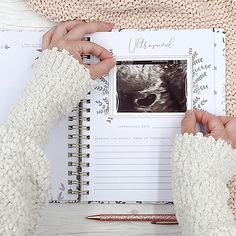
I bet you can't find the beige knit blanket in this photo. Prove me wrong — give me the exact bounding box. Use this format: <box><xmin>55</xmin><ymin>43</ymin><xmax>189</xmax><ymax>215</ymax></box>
<box><xmin>24</xmin><ymin>0</ymin><xmax>236</xmax><ymax>219</ymax></box>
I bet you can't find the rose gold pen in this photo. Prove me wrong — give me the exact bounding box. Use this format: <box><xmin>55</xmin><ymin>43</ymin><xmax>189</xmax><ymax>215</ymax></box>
<box><xmin>86</xmin><ymin>214</ymin><xmax>178</xmax><ymax>225</ymax></box>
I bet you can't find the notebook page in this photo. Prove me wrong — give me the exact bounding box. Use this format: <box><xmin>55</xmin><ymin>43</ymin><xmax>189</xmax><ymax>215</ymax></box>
<box><xmin>84</xmin><ymin>113</ymin><xmax>181</xmax><ymax>202</ymax></box>
<box><xmin>80</xmin><ymin>29</ymin><xmax>225</xmax><ymax>202</ymax></box>
<box><xmin>0</xmin><ymin>30</ymin><xmax>76</xmax><ymax>202</ymax></box>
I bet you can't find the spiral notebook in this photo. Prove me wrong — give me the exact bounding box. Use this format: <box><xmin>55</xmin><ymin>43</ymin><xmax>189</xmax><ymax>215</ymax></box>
<box><xmin>0</xmin><ymin>29</ymin><xmax>225</xmax><ymax>203</ymax></box>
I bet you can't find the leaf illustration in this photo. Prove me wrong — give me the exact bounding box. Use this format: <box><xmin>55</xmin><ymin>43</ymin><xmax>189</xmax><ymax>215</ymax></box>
<box><xmin>4</xmin><ymin>44</ymin><xmax>10</xmax><ymax>49</ymax></box>
<box><xmin>59</xmin><ymin>182</ymin><xmax>65</xmax><ymax>191</ymax></box>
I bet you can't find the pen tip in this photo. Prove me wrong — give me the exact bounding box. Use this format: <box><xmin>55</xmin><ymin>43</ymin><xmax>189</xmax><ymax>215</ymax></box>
<box><xmin>86</xmin><ymin>215</ymin><xmax>100</xmax><ymax>220</ymax></box>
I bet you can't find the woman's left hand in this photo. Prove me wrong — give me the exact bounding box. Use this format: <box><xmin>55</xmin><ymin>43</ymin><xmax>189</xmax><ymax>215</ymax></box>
<box><xmin>42</xmin><ymin>20</ymin><xmax>116</xmax><ymax>80</ymax></box>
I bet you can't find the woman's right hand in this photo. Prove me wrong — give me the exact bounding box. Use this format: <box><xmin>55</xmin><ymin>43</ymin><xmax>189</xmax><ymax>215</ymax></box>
<box><xmin>42</xmin><ymin>20</ymin><xmax>116</xmax><ymax>80</ymax></box>
<box><xmin>181</xmin><ymin>110</ymin><xmax>236</xmax><ymax>148</ymax></box>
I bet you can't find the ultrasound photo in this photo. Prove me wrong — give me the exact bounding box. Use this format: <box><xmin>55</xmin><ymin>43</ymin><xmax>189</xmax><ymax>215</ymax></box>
<box><xmin>116</xmin><ymin>59</ymin><xmax>188</xmax><ymax>113</ymax></box>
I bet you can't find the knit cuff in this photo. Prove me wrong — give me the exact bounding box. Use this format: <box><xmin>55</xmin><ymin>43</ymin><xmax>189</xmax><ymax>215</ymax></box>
<box><xmin>172</xmin><ymin>133</ymin><xmax>236</xmax><ymax>235</ymax></box>
<box><xmin>173</xmin><ymin>133</ymin><xmax>236</xmax><ymax>182</ymax></box>
<box><xmin>6</xmin><ymin>48</ymin><xmax>97</xmax><ymax>147</ymax></box>
<box><xmin>32</xmin><ymin>47</ymin><xmax>96</xmax><ymax>114</ymax></box>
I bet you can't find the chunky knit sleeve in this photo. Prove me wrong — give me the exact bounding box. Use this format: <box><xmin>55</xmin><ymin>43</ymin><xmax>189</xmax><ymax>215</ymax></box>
<box><xmin>172</xmin><ymin>133</ymin><xmax>236</xmax><ymax>236</ymax></box>
<box><xmin>0</xmin><ymin>48</ymin><xmax>96</xmax><ymax>235</ymax></box>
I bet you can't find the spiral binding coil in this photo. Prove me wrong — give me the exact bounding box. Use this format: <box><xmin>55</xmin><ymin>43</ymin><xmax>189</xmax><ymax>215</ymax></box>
<box><xmin>68</xmin><ymin>98</ymin><xmax>91</xmax><ymax>201</ymax></box>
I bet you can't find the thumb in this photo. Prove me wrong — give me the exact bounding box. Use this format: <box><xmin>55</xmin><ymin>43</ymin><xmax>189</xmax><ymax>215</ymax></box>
<box><xmin>181</xmin><ymin>110</ymin><xmax>196</xmax><ymax>134</ymax></box>
<box><xmin>88</xmin><ymin>57</ymin><xmax>116</xmax><ymax>80</ymax></box>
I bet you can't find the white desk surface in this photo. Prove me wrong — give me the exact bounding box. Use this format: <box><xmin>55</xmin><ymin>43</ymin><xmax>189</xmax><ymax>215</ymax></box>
<box><xmin>0</xmin><ymin>1</ymin><xmax>181</xmax><ymax>235</ymax></box>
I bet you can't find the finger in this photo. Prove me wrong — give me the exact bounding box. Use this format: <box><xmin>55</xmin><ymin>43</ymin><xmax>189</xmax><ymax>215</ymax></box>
<box><xmin>181</xmin><ymin>110</ymin><xmax>197</xmax><ymax>134</ymax></box>
<box><xmin>87</xmin><ymin>58</ymin><xmax>116</xmax><ymax>80</ymax></box>
<box><xmin>64</xmin><ymin>22</ymin><xmax>113</xmax><ymax>40</ymax></box>
<box><xmin>218</xmin><ymin>116</ymin><xmax>236</xmax><ymax>148</ymax></box>
<box><xmin>74</xmin><ymin>41</ymin><xmax>113</xmax><ymax>60</ymax></box>
<box><xmin>42</xmin><ymin>26</ymin><xmax>56</xmax><ymax>50</ymax></box>
<box><xmin>195</xmin><ymin>111</ymin><xmax>227</xmax><ymax>140</ymax></box>
<box><xmin>218</xmin><ymin>116</ymin><xmax>236</xmax><ymax>126</ymax></box>
<box><xmin>68</xmin><ymin>41</ymin><xmax>115</xmax><ymax>79</ymax></box>
<box><xmin>51</xmin><ymin>20</ymin><xmax>84</xmax><ymax>42</ymax></box>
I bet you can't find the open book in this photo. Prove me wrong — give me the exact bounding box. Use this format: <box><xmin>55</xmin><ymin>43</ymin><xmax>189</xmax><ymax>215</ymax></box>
<box><xmin>0</xmin><ymin>29</ymin><xmax>225</xmax><ymax>203</ymax></box>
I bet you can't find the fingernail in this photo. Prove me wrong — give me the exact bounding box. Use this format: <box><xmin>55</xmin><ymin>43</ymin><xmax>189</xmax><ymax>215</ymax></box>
<box><xmin>104</xmin><ymin>22</ymin><xmax>113</xmax><ymax>26</ymax></box>
<box><xmin>105</xmin><ymin>22</ymin><xmax>115</xmax><ymax>29</ymax></box>
<box><xmin>110</xmin><ymin>58</ymin><xmax>116</xmax><ymax>66</ymax></box>
<box><xmin>185</xmin><ymin>110</ymin><xmax>193</xmax><ymax>116</ymax></box>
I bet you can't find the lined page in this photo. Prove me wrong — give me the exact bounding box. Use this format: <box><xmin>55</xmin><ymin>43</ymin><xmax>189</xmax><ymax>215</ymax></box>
<box><xmin>82</xmin><ymin>114</ymin><xmax>180</xmax><ymax>202</ymax></box>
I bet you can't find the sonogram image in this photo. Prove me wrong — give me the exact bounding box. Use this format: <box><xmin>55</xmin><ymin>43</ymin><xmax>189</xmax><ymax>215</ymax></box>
<box><xmin>116</xmin><ymin>60</ymin><xmax>188</xmax><ymax>113</ymax></box>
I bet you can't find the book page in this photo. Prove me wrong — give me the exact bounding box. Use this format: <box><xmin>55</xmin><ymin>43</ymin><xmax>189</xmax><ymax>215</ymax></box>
<box><xmin>0</xmin><ymin>30</ymin><xmax>75</xmax><ymax>202</ymax></box>
<box><xmin>80</xmin><ymin>29</ymin><xmax>225</xmax><ymax>202</ymax></box>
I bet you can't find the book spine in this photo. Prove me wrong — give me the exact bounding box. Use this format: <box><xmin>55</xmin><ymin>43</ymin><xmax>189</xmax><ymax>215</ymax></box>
<box><xmin>67</xmin><ymin>36</ymin><xmax>92</xmax><ymax>201</ymax></box>
<box><xmin>67</xmin><ymin>98</ymin><xmax>91</xmax><ymax>201</ymax></box>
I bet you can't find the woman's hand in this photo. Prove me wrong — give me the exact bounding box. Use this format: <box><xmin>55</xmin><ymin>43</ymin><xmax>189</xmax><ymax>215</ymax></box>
<box><xmin>42</xmin><ymin>20</ymin><xmax>116</xmax><ymax>80</ymax></box>
<box><xmin>181</xmin><ymin>110</ymin><xmax>236</xmax><ymax>148</ymax></box>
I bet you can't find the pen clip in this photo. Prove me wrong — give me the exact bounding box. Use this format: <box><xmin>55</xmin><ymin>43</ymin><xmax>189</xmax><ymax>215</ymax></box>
<box><xmin>151</xmin><ymin>221</ymin><xmax>178</xmax><ymax>225</ymax></box>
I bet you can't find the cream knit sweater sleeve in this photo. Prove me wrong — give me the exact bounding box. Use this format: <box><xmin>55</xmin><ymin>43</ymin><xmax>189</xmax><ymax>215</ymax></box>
<box><xmin>0</xmin><ymin>48</ymin><xmax>96</xmax><ymax>235</ymax></box>
<box><xmin>173</xmin><ymin>133</ymin><xmax>236</xmax><ymax>236</ymax></box>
